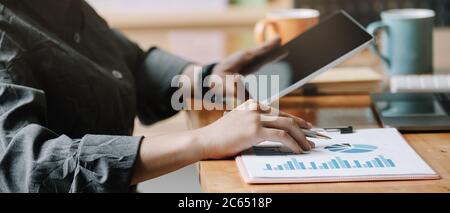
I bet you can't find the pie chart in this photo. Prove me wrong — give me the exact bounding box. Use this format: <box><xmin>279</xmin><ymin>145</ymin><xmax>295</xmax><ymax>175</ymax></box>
<box><xmin>324</xmin><ymin>143</ymin><xmax>378</xmax><ymax>153</ymax></box>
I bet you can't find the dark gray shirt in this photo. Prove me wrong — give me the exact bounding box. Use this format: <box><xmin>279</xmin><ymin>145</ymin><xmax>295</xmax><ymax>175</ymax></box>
<box><xmin>0</xmin><ymin>0</ymin><xmax>191</xmax><ymax>192</ymax></box>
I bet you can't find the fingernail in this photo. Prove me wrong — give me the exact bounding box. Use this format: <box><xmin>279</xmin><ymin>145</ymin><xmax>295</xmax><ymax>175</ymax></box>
<box><xmin>307</xmin><ymin>122</ymin><xmax>313</xmax><ymax>128</ymax></box>
<box><xmin>260</xmin><ymin>103</ymin><xmax>270</xmax><ymax>111</ymax></box>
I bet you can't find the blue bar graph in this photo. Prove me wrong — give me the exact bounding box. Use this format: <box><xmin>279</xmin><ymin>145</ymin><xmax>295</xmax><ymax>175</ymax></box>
<box><xmin>343</xmin><ymin>160</ymin><xmax>351</xmax><ymax>168</ymax></box>
<box><xmin>354</xmin><ymin>160</ymin><xmax>362</xmax><ymax>168</ymax></box>
<box><xmin>336</xmin><ymin>157</ymin><xmax>346</xmax><ymax>168</ymax></box>
<box><xmin>371</xmin><ymin>160</ymin><xmax>379</xmax><ymax>168</ymax></box>
<box><xmin>292</xmin><ymin>158</ymin><xmax>300</xmax><ymax>169</ymax></box>
<box><xmin>331</xmin><ymin>159</ymin><xmax>340</xmax><ymax>169</ymax></box>
<box><xmin>263</xmin><ymin>156</ymin><xmax>396</xmax><ymax>171</ymax></box>
<box><xmin>287</xmin><ymin>161</ymin><xmax>295</xmax><ymax>170</ymax></box>
<box><xmin>379</xmin><ymin>155</ymin><xmax>392</xmax><ymax>167</ymax></box>
<box><xmin>387</xmin><ymin>159</ymin><xmax>396</xmax><ymax>167</ymax></box>
<box><xmin>299</xmin><ymin>162</ymin><xmax>306</xmax><ymax>170</ymax></box>
<box><xmin>375</xmin><ymin>158</ymin><xmax>384</xmax><ymax>168</ymax></box>
<box><xmin>328</xmin><ymin>161</ymin><xmax>335</xmax><ymax>169</ymax></box>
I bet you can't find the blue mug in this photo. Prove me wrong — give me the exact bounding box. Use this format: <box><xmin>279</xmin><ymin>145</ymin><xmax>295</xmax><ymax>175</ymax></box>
<box><xmin>367</xmin><ymin>9</ymin><xmax>435</xmax><ymax>75</ymax></box>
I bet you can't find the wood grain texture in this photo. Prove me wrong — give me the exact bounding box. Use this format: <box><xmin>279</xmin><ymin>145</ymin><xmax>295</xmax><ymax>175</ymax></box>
<box><xmin>198</xmin><ymin>133</ymin><xmax>450</xmax><ymax>192</ymax></box>
<box><xmin>190</xmin><ymin>93</ymin><xmax>450</xmax><ymax>192</ymax></box>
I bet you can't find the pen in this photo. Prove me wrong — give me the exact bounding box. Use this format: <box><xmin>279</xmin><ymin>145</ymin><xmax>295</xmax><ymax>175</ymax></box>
<box><xmin>302</xmin><ymin>129</ymin><xmax>332</xmax><ymax>139</ymax></box>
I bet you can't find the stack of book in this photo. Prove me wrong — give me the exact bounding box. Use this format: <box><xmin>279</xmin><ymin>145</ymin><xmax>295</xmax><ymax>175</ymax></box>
<box><xmin>293</xmin><ymin>67</ymin><xmax>383</xmax><ymax>95</ymax></box>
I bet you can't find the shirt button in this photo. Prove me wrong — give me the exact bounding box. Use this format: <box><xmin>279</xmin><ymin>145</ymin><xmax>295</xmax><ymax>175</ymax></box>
<box><xmin>73</xmin><ymin>32</ymin><xmax>81</xmax><ymax>44</ymax></box>
<box><xmin>112</xmin><ymin>70</ymin><xmax>123</xmax><ymax>79</ymax></box>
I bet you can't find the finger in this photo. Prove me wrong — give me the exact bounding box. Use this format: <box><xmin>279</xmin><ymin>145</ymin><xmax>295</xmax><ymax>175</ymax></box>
<box><xmin>261</xmin><ymin>116</ymin><xmax>312</xmax><ymax>151</ymax></box>
<box><xmin>260</xmin><ymin>128</ymin><xmax>303</xmax><ymax>154</ymax></box>
<box><xmin>308</xmin><ymin>140</ymin><xmax>315</xmax><ymax>149</ymax></box>
<box><xmin>259</xmin><ymin>106</ymin><xmax>312</xmax><ymax>129</ymax></box>
<box><xmin>235</xmin><ymin>99</ymin><xmax>271</xmax><ymax>113</ymax></box>
<box><xmin>235</xmin><ymin>99</ymin><xmax>259</xmax><ymax>111</ymax></box>
<box><xmin>251</xmin><ymin>36</ymin><xmax>282</xmax><ymax>57</ymax></box>
<box><xmin>241</xmin><ymin>100</ymin><xmax>270</xmax><ymax>113</ymax></box>
<box><xmin>277</xmin><ymin>110</ymin><xmax>313</xmax><ymax>129</ymax></box>
<box><xmin>238</xmin><ymin>37</ymin><xmax>284</xmax><ymax>75</ymax></box>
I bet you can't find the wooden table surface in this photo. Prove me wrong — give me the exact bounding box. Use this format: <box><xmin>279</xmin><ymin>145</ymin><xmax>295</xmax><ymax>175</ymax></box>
<box><xmin>186</xmin><ymin>29</ymin><xmax>450</xmax><ymax>192</ymax></box>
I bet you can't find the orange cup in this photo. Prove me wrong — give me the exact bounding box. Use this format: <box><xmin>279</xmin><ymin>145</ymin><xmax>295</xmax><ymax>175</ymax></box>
<box><xmin>255</xmin><ymin>9</ymin><xmax>320</xmax><ymax>45</ymax></box>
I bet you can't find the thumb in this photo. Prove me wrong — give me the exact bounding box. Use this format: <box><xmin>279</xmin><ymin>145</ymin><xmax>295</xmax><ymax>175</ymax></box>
<box><xmin>252</xmin><ymin>37</ymin><xmax>282</xmax><ymax>57</ymax></box>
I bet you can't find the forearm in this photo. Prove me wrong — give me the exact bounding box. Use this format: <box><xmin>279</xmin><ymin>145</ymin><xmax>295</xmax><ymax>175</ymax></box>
<box><xmin>130</xmin><ymin>129</ymin><xmax>205</xmax><ymax>185</ymax></box>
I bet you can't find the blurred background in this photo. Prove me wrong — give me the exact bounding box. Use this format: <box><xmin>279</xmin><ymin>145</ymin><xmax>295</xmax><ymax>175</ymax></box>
<box><xmin>294</xmin><ymin>0</ymin><xmax>449</xmax><ymax>26</ymax></box>
<box><xmin>84</xmin><ymin>0</ymin><xmax>450</xmax><ymax>192</ymax></box>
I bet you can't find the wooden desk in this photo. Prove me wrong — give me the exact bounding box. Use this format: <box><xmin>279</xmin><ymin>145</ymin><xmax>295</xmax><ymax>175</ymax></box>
<box><xmin>190</xmin><ymin>95</ymin><xmax>450</xmax><ymax>192</ymax></box>
<box><xmin>186</xmin><ymin>29</ymin><xmax>450</xmax><ymax>193</ymax></box>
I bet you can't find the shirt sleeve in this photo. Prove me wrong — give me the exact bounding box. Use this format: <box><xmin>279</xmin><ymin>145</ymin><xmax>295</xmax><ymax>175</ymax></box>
<box><xmin>111</xmin><ymin>31</ymin><xmax>192</xmax><ymax>125</ymax></box>
<box><xmin>0</xmin><ymin>30</ymin><xmax>142</xmax><ymax>193</ymax></box>
<box><xmin>135</xmin><ymin>48</ymin><xmax>191</xmax><ymax>125</ymax></box>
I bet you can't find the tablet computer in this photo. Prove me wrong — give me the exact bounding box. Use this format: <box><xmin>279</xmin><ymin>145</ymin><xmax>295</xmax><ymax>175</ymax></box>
<box><xmin>244</xmin><ymin>11</ymin><xmax>374</xmax><ymax>104</ymax></box>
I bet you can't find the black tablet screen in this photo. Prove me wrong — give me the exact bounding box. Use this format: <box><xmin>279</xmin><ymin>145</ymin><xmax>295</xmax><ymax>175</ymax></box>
<box><xmin>245</xmin><ymin>11</ymin><xmax>373</xmax><ymax>101</ymax></box>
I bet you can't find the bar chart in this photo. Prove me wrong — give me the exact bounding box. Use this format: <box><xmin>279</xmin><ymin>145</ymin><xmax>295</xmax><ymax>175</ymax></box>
<box><xmin>263</xmin><ymin>155</ymin><xmax>396</xmax><ymax>171</ymax></box>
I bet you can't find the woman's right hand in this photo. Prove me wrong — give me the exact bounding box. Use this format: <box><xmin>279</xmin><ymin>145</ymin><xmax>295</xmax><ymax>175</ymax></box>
<box><xmin>132</xmin><ymin>99</ymin><xmax>314</xmax><ymax>184</ymax></box>
<box><xmin>195</xmin><ymin>99</ymin><xmax>315</xmax><ymax>159</ymax></box>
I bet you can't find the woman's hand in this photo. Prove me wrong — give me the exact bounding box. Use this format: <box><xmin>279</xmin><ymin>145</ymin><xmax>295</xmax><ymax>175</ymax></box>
<box><xmin>195</xmin><ymin>99</ymin><xmax>314</xmax><ymax>159</ymax></box>
<box><xmin>181</xmin><ymin>37</ymin><xmax>284</xmax><ymax>102</ymax></box>
<box><xmin>205</xmin><ymin>37</ymin><xmax>284</xmax><ymax>99</ymax></box>
<box><xmin>132</xmin><ymin>99</ymin><xmax>313</xmax><ymax>184</ymax></box>
<box><xmin>212</xmin><ymin>37</ymin><xmax>282</xmax><ymax>76</ymax></box>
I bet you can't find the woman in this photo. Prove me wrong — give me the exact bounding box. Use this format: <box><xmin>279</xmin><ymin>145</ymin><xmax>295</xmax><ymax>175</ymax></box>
<box><xmin>0</xmin><ymin>0</ymin><xmax>313</xmax><ymax>192</ymax></box>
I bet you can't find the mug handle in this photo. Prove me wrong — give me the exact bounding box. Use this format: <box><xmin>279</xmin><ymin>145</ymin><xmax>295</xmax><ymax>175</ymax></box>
<box><xmin>254</xmin><ymin>19</ymin><xmax>279</xmax><ymax>44</ymax></box>
<box><xmin>367</xmin><ymin>21</ymin><xmax>391</xmax><ymax>67</ymax></box>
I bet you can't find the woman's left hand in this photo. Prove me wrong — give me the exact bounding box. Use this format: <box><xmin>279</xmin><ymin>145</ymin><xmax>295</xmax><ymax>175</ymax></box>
<box><xmin>208</xmin><ymin>37</ymin><xmax>283</xmax><ymax>99</ymax></box>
